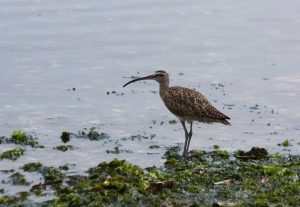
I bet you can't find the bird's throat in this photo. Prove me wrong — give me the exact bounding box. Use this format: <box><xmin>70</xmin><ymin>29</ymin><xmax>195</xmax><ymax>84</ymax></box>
<box><xmin>159</xmin><ymin>81</ymin><xmax>169</xmax><ymax>98</ymax></box>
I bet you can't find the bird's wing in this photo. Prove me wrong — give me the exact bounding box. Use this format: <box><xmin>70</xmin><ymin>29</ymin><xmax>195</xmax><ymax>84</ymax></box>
<box><xmin>162</xmin><ymin>86</ymin><xmax>230</xmax><ymax>123</ymax></box>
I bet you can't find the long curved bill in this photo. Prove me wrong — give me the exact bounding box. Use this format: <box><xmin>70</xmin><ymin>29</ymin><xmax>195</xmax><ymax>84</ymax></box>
<box><xmin>123</xmin><ymin>74</ymin><xmax>155</xmax><ymax>87</ymax></box>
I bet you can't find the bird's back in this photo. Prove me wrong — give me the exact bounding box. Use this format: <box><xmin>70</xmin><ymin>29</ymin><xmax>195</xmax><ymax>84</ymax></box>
<box><xmin>161</xmin><ymin>86</ymin><xmax>230</xmax><ymax>125</ymax></box>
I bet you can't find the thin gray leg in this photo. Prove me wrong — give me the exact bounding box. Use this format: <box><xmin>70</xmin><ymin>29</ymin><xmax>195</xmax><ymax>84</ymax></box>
<box><xmin>186</xmin><ymin>121</ymin><xmax>193</xmax><ymax>154</ymax></box>
<box><xmin>180</xmin><ymin>120</ymin><xmax>189</xmax><ymax>157</ymax></box>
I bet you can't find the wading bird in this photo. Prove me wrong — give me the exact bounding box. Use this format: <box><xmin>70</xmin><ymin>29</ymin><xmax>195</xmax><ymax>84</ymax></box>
<box><xmin>123</xmin><ymin>70</ymin><xmax>230</xmax><ymax>157</ymax></box>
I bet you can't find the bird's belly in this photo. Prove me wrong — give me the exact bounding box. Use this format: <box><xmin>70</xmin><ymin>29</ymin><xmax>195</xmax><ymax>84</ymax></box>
<box><xmin>176</xmin><ymin>115</ymin><xmax>217</xmax><ymax>124</ymax></box>
<box><xmin>176</xmin><ymin>115</ymin><xmax>200</xmax><ymax>122</ymax></box>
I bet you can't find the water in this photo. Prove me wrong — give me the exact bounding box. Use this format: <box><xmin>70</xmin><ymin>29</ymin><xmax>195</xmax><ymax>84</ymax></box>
<box><xmin>1</xmin><ymin>0</ymin><xmax>300</xmax><ymax>195</ymax></box>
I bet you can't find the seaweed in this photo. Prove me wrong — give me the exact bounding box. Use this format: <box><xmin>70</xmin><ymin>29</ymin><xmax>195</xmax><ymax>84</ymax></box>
<box><xmin>0</xmin><ymin>148</ymin><xmax>25</xmax><ymax>161</ymax></box>
<box><xmin>1</xmin><ymin>147</ymin><xmax>299</xmax><ymax>206</ymax></box>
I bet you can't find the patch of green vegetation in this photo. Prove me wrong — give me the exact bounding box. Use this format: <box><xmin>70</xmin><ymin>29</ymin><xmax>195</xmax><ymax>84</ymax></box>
<box><xmin>235</xmin><ymin>147</ymin><xmax>268</xmax><ymax>160</ymax></box>
<box><xmin>0</xmin><ymin>130</ymin><xmax>43</xmax><ymax>148</ymax></box>
<box><xmin>0</xmin><ymin>192</ymin><xmax>30</xmax><ymax>206</ymax></box>
<box><xmin>121</xmin><ymin>134</ymin><xmax>150</xmax><ymax>141</ymax></box>
<box><xmin>60</xmin><ymin>131</ymin><xmax>70</xmax><ymax>143</ymax></box>
<box><xmin>10</xmin><ymin>130</ymin><xmax>42</xmax><ymax>148</ymax></box>
<box><xmin>213</xmin><ymin>148</ymin><xmax>229</xmax><ymax>159</ymax></box>
<box><xmin>0</xmin><ymin>136</ymin><xmax>5</xmax><ymax>144</ymax></box>
<box><xmin>22</xmin><ymin>162</ymin><xmax>43</xmax><ymax>172</ymax></box>
<box><xmin>22</xmin><ymin>162</ymin><xmax>65</xmax><ymax>185</ymax></box>
<box><xmin>0</xmin><ymin>148</ymin><xmax>24</xmax><ymax>161</ymax></box>
<box><xmin>88</xmin><ymin>128</ymin><xmax>110</xmax><ymax>140</ymax></box>
<box><xmin>164</xmin><ymin>158</ymin><xmax>177</xmax><ymax>166</ymax></box>
<box><xmin>164</xmin><ymin>145</ymin><xmax>181</xmax><ymax>159</ymax></box>
<box><xmin>278</xmin><ymin>138</ymin><xmax>291</xmax><ymax>147</ymax></box>
<box><xmin>213</xmin><ymin>144</ymin><xmax>220</xmax><ymax>150</ymax></box>
<box><xmin>11</xmin><ymin>130</ymin><xmax>27</xmax><ymax>144</ymax></box>
<box><xmin>61</xmin><ymin>128</ymin><xmax>111</xmax><ymax>141</ymax></box>
<box><xmin>59</xmin><ymin>164</ymin><xmax>69</xmax><ymax>171</ymax></box>
<box><xmin>41</xmin><ymin>166</ymin><xmax>65</xmax><ymax>185</ymax></box>
<box><xmin>106</xmin><ymin>146</ymin><xmax>120</xmax><ymax>154</ymax></box>
<box><xmin>6</xmin><ymin>172</ymin><xmax>30</xmax><ymax>186</ymax></box>
<box><xmin>106</xmin><ymin>147</ymin><xmax>133</xmax><ymax>154</ymax></box>
<box><xmin>30</xmin><ymin>183</ymin><xmax>46</xmax><ymax>196</ymax></box>
<box><xmin>149</xmin><ymin>144</ymin><xmax>160</xmax><ymax>149</ymax></box>
<box><xmin>54</xmin><ymin>144</ymin><xmax>74</xmax><ymax>152</ymax></box>
<box><xmin>1</xmin><ymin>147</ymin><xmax>300</xmax><ymax>206</ymax></box>
<box><xmin>0</xmin><ymin>169</ymin><xmax>15</xmax><ymax>174</ymax></box>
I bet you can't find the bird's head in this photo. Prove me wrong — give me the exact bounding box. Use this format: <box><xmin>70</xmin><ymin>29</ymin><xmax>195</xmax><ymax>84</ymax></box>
<box><xmin>123</xmin><ymin>70</ymin><xmax>169</xmax><ymax>87</ymax></box>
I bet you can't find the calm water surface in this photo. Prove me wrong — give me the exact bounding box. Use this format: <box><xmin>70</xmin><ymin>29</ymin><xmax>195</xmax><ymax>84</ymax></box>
<box><xmin>1</xmin><ymin>0</ymin><xmax>300</xmax><ymax>195</ymax></box>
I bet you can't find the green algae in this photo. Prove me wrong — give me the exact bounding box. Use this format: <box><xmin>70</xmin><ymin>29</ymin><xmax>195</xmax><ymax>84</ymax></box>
<box><xmin>0</xmin><ymin>148</ymin><xmax>24</xmax><ymax>161</ymax></box>
<box><xmin>121</xmin><ymin>134</ymin><xmax>155</xmax><ymax>141</ymax></box>
<box><xmin>89</xmin><ymin>131</ymin><xmax>110</xmax><ymax>141</ymax></box>
<box><xmin>149</xmin><ymin>144</ymin><xmax>160</xmax><ymax>149</ymax></box>
<box><xmin>5</xmin><ymin>172</ymin><xmax>30</xmax><ymax>186</ymax></box>
<box><xmin>11</xmin><ymin>130</ymin><xmax>41</xmax><ymax>148</ymax></box>
<box><xmin>164</xmin><ymin>145</ymin><xmax>181</xmax><ymax>159</ymax></box>
<box><xmin>106</xmin><ymin>146</ymin><xmax>133</xmax><ymax>154</ymax></box>
<box><xmin>30</xmin><ymin>183</ymin><xmax>47</xmax><ymax>197</ymax></box>
<box><xmin>60</xmin><ymin>131</ymin><xmax>70</xmax><ymax>143</ymax></box>
<box><xmin>54</xmin><ymin>144</ymin><xmax>74</xmax><ymax>152</ymax></box>
<box><xmin>0</xmin><ymin>130</ymin><xmax>42</xmax><ymax>148</ymax></box>
<box><xmin>0</xmin><ymin>136</ymin><xmax>5</xmax><ymax>144</ymax></box>
<box><xmin>279</xmin><ymin>138</ymin><xmax>291</xmax><ymax>147</ymax></box>
<box><xmin>11</xmin><ymin>130</ymin><xmax>27</xmax><ymax>144</ymax></box>
<box><xmin>64</xmin><ymin>128</ymin><xmax>110</xmax><ymax>141</ymax></box>
<box><xmin>235</xmin><ymin>147</ymin><xmax>268</xmax><ymax>160</ymax></box>
<box><xmin>0</xmin><ymin>192</ymin><xmax>30</xmax><ymax>207</ymax></box>
<box><xmin>41</xmin><ymin>166</ymin><xmax>65</xmax><ymax>185</ymax></box>
<box><xmin>22</xmin><ymin>162</ymin><xmax>43</xmax><ymax>172</ymax></box>
<box><xmin>0</xmin><ymin>169</ymin><xmax>15</xmax><ymax>174</ymax></box>
<box><xmin>1</xmin><ymin>147</ymin><xmax>300</xmax><ymax>206</ymax></box>
<box><xmin>22</xmin><ymin>162</ymin><xmax>65</xmax><ymax>185</ymax></box>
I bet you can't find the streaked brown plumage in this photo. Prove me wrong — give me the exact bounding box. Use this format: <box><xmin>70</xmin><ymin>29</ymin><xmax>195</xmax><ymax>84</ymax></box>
<box><xmin>161</xmin><ymin>86</ymin><xmax>230</xmax><ymax>125</ymax></box>
<box><xmin>123</xmin><ymin>70</ymin><xmax>230</xmax><ymax>156</ymax></box>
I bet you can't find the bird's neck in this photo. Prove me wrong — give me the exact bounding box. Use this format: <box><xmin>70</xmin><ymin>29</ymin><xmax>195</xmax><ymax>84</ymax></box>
<box><xmin>159</xmin><ymin>80</ymin><xmax>169</xmax><ymax>97</ymax></box>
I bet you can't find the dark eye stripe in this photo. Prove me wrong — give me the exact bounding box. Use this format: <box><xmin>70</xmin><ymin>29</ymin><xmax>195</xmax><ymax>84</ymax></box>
<box><xmin>155</xmin><ymin>74</ymin><xmax>164</xmax><ymax>77</ymax></box>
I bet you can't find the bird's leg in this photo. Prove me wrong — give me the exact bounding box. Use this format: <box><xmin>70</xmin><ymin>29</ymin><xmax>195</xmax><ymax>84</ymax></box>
<box><xmin>180</xmin><ymin>120</ymin><xmax>189</xmax><ymax>157</ymax></box>
<box><xmin>186</xmin><ymin>121</ymin><xmax>193</xmax><ymax>154</ymax></box>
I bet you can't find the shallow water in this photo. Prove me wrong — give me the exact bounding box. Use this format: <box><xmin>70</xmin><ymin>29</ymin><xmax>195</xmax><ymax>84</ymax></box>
<box><xmin>1</xmin><ymin>0</ymin><xmax>300</xmax><ymax>195</ymax></box>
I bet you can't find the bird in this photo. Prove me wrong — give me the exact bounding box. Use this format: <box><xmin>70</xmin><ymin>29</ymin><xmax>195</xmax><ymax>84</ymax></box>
<box><xmin>123</xmin><ymin>70</ymin><xmax>230</xmax><ymax>157</ymax></box>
